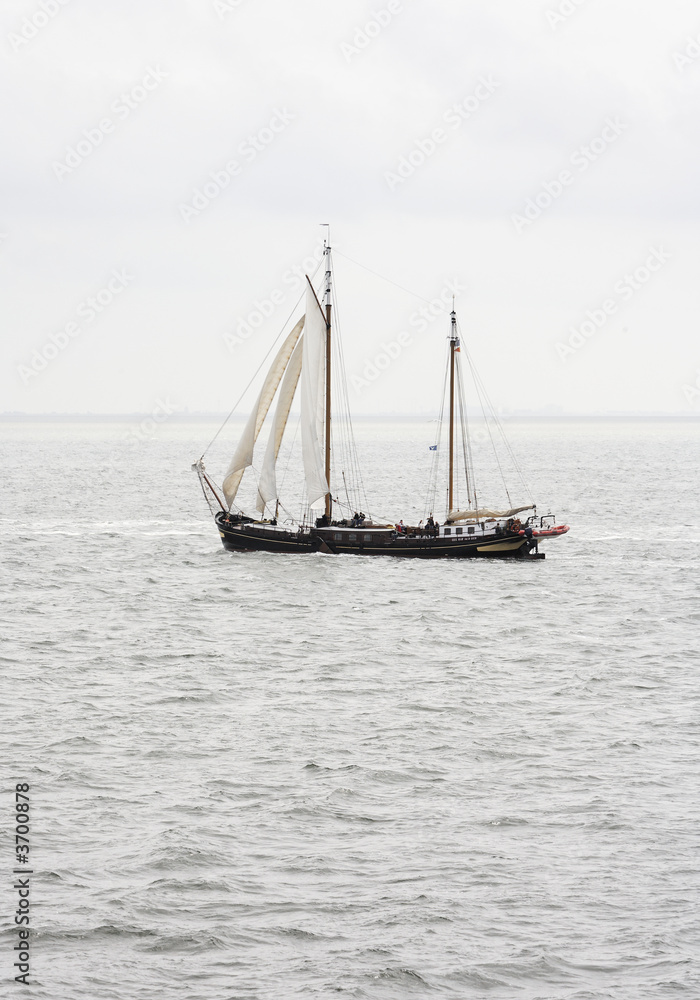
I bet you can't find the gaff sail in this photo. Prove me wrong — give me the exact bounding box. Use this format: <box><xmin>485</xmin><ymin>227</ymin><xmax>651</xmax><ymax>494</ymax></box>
<box><xmin>299</xmin><ymin>284</ymin><xmax>329</xmax><ymax>509</ymax></box>
<box><xmin>256</xmin><ymin>335</ymin><xmax>304</xmax><ymax>515</ymax></box>
<box><xmin>222</xmin><ymin>316</ymin><xmax>305</xmax><ymax>507</ymax></box>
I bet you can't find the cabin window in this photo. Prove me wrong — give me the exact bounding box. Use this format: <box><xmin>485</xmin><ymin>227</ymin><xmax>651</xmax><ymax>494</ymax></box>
<box><xmin>334</xmin><ymin>533</ymin><xmax>342</xmax><ymax>541</ymax></box>
<box><xmin>349</xmin><ymin>533</ymin><xmax>357</xmax><ymax>541</ymax></box>
<box><xmin>444</xmin><ymin>528</ymin><xmax>451</xmax><ymax>535</ymax></box>
<box><xmin>364</xmin><ymin>534</ymin><xmax>372</xmax><ymax>541</ymax></box>
<box><xmin>468</xmin><ymin>526</ymin><xmax>475</xmax><ymax>534</ymax></box>
<box><xmin>456</xmin><ymin>527</ymin><xmax>463</xmax><ymax>535</ymax></box>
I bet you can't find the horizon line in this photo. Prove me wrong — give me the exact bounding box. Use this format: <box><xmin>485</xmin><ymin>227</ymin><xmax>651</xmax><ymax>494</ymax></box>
<box><xmin>1</xmin><ymin>411</ymin><xmax>699</xmax><ymax>422</ymax></box>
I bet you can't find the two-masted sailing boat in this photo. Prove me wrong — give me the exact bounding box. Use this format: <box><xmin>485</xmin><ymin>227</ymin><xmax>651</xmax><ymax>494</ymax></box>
<box><xmin>194</xmin><ymin>238</ymin><xmax>569</xmax><ymax>558</ymax></box>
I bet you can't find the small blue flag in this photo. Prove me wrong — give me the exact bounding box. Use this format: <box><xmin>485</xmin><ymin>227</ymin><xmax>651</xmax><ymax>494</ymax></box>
<box><xmin>429</xmin><ymin>445</ymin><xmax>437</xmax><ymax>451</ymax></box>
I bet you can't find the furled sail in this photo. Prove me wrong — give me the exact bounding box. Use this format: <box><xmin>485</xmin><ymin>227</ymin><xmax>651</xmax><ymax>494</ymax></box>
<box><xmin>446</xmin><ymin>505</ymin><xmax>534</xmax><ymax>523</ymax></box>
<box><xmin>299</xmin><ymin>284</ymin><xmax>329</xmax><ymax>509</ymax></box>
<box><xmin>222</xmin><ymin>316</ymin><xmax>305</xmax><ymax>507</ymax></box>
<box><xmin>255</xmin><ymin>335</ymin><xmax>304</xmax><ymax>514</ymax></box>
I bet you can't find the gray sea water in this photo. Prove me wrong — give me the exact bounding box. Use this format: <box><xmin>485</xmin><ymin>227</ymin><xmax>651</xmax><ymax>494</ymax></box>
<box><xmin>2</xmin><ymin>418</ymin><xmax>699</xmax><ymax>1000</ymax></box>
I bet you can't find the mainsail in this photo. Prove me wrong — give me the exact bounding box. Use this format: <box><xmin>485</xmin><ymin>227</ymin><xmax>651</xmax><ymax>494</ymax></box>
<box><xmin>222</xmin><ymin>316</ymin><xmax>305</xmax><ymax>507</ymax></box>
<box><xmin>256</xmin><ymin>335</ymin><xmax>304</xmax><ymax>514</ymax></box>
<box><xmin>299</xmin><ymin>284</ymin><xmax>329</xmax><ymax>509</ymax></box>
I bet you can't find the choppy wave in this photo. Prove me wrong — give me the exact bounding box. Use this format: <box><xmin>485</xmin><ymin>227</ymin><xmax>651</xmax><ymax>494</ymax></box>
<box><xmin>1</xmin><ymin>420</ymin><xmax>699</xmax><ymax>999</ymax></box>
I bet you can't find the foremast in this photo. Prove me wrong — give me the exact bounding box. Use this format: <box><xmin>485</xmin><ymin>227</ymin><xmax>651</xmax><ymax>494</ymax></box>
<box><xmin>199</xmin><ymin>231</ymin><xmax>356</xmax><ymax>527</ymax></box>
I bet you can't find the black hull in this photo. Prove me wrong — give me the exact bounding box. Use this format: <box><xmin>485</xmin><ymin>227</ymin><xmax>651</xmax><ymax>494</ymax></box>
<box><xmin>215</xmin><ymin>515</ymin><xmax>544</xmax><ymax>559</ymax></box>
<box><xmin>217</xmin><ymin>519</ymin><xmax>318</xmax><ymax>555</ymax></box>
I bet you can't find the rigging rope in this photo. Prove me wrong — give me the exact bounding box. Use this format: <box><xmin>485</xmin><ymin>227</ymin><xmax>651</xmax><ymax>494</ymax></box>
<box><xmin>333</xmin><ymin>249</ymin><xmax>439</xmax><ymax>306</ymax></box>
<box><xmin>277</xmin><ymin>410</ymin><xmax>301</xmax><ymax>496</ymax></box>
<box><xmin>424</xmin><ymin>338</ymin><xmax>450</xmax><ymax>519</ymax></box>
<box><xmin>461</xmin><ymin>338</ymin><xmax>534</xmax><ymax>508</ymax></box>
<box><xmin>455</xmin><ymin>357</ymin><xmax>475</xmax><ymax>509</ymax></box>
<box><xmin>423</xmin><ymin>316</ymin><xmax>535</xmax><ymax>518</ymax></box>
<box><xmin>197</xmin><ymin>243</ymin><xmax>533</xmax><ymax>529</ymax></box>
<box><xmin>199</xmin><ymin>258</ymin><xmax>324</xmax><ymax>461</ymax></box>
<box><xmin>330</xmin><ymin>279</ymin><xmax>371</xmax><ymax>518</ymax></box>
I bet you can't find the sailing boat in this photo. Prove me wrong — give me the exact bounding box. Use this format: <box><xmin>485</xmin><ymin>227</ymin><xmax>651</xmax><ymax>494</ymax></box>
<box><xmin>194</xmin><ymin>238</ymin><xmax>569</xmax><ymax>558</ymax></box>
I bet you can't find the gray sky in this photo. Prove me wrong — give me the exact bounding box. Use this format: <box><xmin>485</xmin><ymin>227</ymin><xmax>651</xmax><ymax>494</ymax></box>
<box><xmin>3</xmin><ymin>0</ymin><xmax>700</xmax><ymax>415</ymax></box>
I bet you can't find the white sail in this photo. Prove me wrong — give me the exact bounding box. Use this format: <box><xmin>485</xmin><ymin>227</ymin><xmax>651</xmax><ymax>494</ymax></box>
<box><xmin>222</xmin><ymin>316</ymin><xmax>305</xmax><ymax>507</ymax></box>
<box><xmin>299</xmin><ymin>284</ymin><xmax>329</xmax><ymax>509</ymax></box>
<box><xmin>256</xmin><ymin>335</ymin><xmax>304</xmax><ymax>514</ymax></box>
<box><xmin>446</xmin><ymin>505</ymin><xmax>534</xmax><ymax>522</ymax></box>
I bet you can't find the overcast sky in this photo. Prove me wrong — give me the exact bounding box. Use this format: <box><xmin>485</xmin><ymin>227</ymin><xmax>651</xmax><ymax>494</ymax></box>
<box><xmin>3</xmin><ymin>0</ymin><xmax>700</xmax><ymax>415</ymax></box>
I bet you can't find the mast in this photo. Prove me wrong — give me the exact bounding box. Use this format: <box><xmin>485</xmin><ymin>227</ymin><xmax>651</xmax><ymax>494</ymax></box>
<box><xmin>448</xmin><ymin>308</ymin><xmax>457</xmax><ymax>514</ymax></box>
<box><xmin>323</xmin><ymin>236</ymin><xmax>332</xmax><ymax>519</ymax></box>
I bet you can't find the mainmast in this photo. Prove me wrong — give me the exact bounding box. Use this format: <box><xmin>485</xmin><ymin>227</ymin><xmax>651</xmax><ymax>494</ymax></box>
<box><xmin>323</xmin><ymin>236</ymin><xmax>332</xmax><ymax>519</ymax></box>
<box><xmin>448</xmin><ymin>308</ymin><xmax>458</xmax><ymax>514</ymax></box>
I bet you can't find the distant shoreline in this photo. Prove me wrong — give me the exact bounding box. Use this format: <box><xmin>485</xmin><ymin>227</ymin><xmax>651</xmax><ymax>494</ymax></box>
<box><xmin>1</xmin><ymin>413</ymin><xmax>699</xmax><ymax>423</ymax></box>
